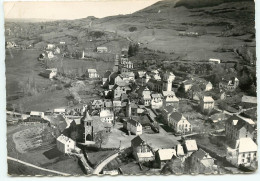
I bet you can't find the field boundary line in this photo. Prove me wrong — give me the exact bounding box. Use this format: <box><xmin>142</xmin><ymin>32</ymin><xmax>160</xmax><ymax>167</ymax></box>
<box><xmin>7</xmin><ymin>156</ymin><xmax>71</xmax><ymax>176</ymax></box>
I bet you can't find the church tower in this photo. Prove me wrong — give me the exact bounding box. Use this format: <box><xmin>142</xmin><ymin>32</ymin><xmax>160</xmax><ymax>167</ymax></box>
<box><xmin>163</xmin><ymin>71</ymin><xmax>175</xmax><ymax>91</ymax></box>
<box><xmin>84</xmin><ymin>111</ymin><xmax>94</xmax><ymax>142</ymax></box>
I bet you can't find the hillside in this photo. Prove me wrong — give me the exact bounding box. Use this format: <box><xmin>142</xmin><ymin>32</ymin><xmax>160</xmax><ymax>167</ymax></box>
<box><xmin>5</xmin><ymin>0</ymin><xmax>255</xmax><ymax>62</ymax></box>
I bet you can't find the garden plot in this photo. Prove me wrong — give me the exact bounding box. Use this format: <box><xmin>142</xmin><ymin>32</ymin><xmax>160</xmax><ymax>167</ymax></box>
<box><xmin>13</xmin><ymin>126</ymin><xmax>45</xmax><ymax>153</ymax></box>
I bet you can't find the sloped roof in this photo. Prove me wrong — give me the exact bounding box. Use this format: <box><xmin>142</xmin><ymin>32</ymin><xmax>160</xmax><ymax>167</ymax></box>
<box><xmin>128</xmin><ymin>118</ymin><xmax>141</xmax><ymax>127</ymax></box>
<box><xmin>163</xmin><ymin>106</ymin><xmax>175</xmax><ymax>114</ymax></box>
<box><xmin>241</xmin><ymin>95</ymin><xmax>257</xmax><ymax>104</ymax></box>
<box><xmin>88</xmin><ymin>69</ymin><xmax>97</xmax><ymax>73</ymax></box>
<box><xmin>238</xmin><ymin>138</ymin><xmax>257</xmax><ymax>153</ymax></box>
<box><xmin>104</xmin><ymin>71</ymin><xmax>112</xmax><ymax>78</ymax></box>
<box><xmin>162</xmin><ymin>91</ymin><xmax>175</xmax><ymax>97</ymax></box>
<box><xmin>202</xmin><ymin>96</ymin><xmax>214</xmax><ymax>102</ymax></box>
<box><xmin>157</xmin><ymin>149</ymin><xmax>176</xmax><ymax>161</ymax></box>
<box><xmin>131</xmin><ymin>135</ymin><xmax>146</xmax><ymax>147</ymax></box>
<box><xmin>170</xmin><ymin>112</ymin><xmax>185</xmax><ymax>122</ymax></box>
<box><xmin>100</xmin><ymin>110</ymin><xmax>114</xmax><ymax>118</ymax></box>
<box><xmin>192</xmin><ymin>148</ymin><xmax>210</xmax><ymax>160</ymax></box>
<box><xmin>184</xmin><ymin>140</ymin><xmax>198</xmax><ymax>152</ymax></box>
<box><xmin>226</xmin><ymin>115</ymin><xmax>255</xmax><ymax>133</ymax></box>
<box><xmin>151</xmin><ymin>94</ymin><xmax>162</xmax><ymax>98</ymax></box>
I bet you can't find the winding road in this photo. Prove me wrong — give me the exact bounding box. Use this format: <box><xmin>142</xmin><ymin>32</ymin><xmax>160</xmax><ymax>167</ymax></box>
<box><xmin>7</xmin><ymin>156</ymin><xmax>70</xmax><ymax>176</ymax></box>
<box><xmin>92</xmin><ymin>152</ymin><xmax>119</xmax><ymax>175</ymax></box>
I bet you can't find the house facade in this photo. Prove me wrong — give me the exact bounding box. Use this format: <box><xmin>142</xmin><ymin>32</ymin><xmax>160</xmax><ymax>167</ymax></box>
<box><xmin>200</xmin><ymin>96</ymin><xmax>214</xmax><ymax>113</ymax></box>
<box><xmin>125</xmin><ymin>118</ymin><xmax>142</xmax><ymax>135</ymax></box>
<box><xmin>225</xmin><ymin>115</ymin><xmax>255</xmax><ymax>142</ymax></box>
<box><xmin>168</xmin><ymin>112</ymin><xmax>192</xmax><ymax>134</ymax></box>
<box><xmin>29</xmin><ymin>111</ymin><xmax>45</xmax><ymax>122</ymax></box>
<box><xmin>151</xmin><ymin>93</ymin><xmax>163</xmax><ymax>109</ymax></box>
<box><xmin>100</xmin><ymin>110</ymin><xmax>114</xmax><ymax>123</ymax></box>
<box><xmin>131</xmin><ymin>136</ymin><xmax>155</xmax><ymax>162</ymax></box>
<box><xmin>56</xmin><ymin>134</ymin><xmax>76</xmax><ymax>153</ymax></box>
<box><xmin>226</xmin><ymin>138</ymin><xmax>257</xmax><ymax>167</ymax></box>
<box><xmin>87</xmin><ymin>69</ymin><xmax>99</xmax><ymax>78</ymax></box>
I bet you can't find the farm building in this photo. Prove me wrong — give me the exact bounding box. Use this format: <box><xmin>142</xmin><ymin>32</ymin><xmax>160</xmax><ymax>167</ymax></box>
<box><xmin>97</xmin><ymin>47</ymin><xmax>108</xmax><ymax>53</ymax></box>
<box><xmin>40</xmin><ymin>68</ymin><xmax>57</xmax><ymax>79</ymax></box>
<box><xmin>29</xmin><ymin>111</ymin><xmax>45</xmax><ymax>122</ymax></box>
<box><xmin>56</xmin><ymin>134</ymin><xmax>76</xmax><ymax>153</ymax></box>
<box><xmin>86</xmin><ymin>69</ymin><xmax>99</xmax><ymax>78</ymax></box>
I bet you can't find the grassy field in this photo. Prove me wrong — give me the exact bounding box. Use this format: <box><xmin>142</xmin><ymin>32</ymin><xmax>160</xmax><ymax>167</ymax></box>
<box><xmin>7</xmin><ymin>124</ymin><xmax>84</xmax><ymax>176</ymax></box>
<box><xmin>87</xmin><ymin>150</ymin><xmax>116</xmax><ymax>166</ymax></box>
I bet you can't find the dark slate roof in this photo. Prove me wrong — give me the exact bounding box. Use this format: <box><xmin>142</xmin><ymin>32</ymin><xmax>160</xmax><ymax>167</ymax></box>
<box><xmin>191</xmin><ymin>148</ymin><xmax>207</xmax><ymax>160</ymax></box>
<box><xmin>170</xmin><ymin>112</ymin><xmax>183</xmax><ymax>122</ymax></box>
<box><xmin>131</xmin><ymin>135</ymin><xmax>146</xmax><ymax>147</ymax></box>
<box><xmin>226</xmin><ymin>115</ymin><xmax>255</xmax><ymax>133</ymax></box>
<box><xmin>104</xmin><ymin>71</ymin><xmax>112</xmax><ymax>78</ymax></box>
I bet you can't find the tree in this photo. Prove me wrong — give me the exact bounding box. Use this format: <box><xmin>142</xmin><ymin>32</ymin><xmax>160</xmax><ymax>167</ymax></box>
<box><xmin>94</xmin><ymin>130</ymin><xmax>108</xmax><ymax>149</ymax></box>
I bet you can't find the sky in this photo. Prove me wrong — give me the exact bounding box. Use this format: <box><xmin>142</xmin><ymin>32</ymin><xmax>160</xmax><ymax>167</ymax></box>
<box><xmin>4</xmin><ymin>0</ymin><xmax>160</xmax><ymax>20</ymax></box>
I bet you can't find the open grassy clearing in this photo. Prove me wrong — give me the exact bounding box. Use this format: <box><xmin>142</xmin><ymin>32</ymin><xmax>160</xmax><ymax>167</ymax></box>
<box><xmin>7</xmin><ymin>124</ymin><xmax>84</xmax><ymax>175</ymax></box>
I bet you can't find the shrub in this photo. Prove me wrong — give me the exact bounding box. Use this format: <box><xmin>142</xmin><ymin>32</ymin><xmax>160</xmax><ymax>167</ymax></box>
<box><xmin>129</xmin><ymin>27</ymin><xmax>137</xmax><ymax>32</ymax></box>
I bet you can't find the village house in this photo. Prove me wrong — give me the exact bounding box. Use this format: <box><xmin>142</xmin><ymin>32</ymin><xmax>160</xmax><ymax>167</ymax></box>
<box><xmin>161</xmin><ymin>106</ymin><xmax>177</xmax><ymax>124</ymax></box>
<box><xmin>53</xmin><ymin>108</ymin><xmax>66</xmax><ymax>115</ymax></box>
<box><xmin>40</xmin><ymin>68</ymin><xmax>57</xmax><ymax>79</ymax></box>
<box><xmin>168</xmin><ymin>112</ymin><xmax>192</xmax><ymax>134</ymax></box>
<box><xmin>102</xmin><ymin>71</ymin><xmax>112</xmax><ymax>86</ymax></box>
<box><xmin>151</xmin><ymin>93</ymin><xmax>163</xmax><ymax>109</ymax></box>
<box><xmin>241</xmin><ymin>95</ymin><xmax>257</xmax><ymax>109</ymax></box>
<box><xmin>56</xmin><ymin>134</ymin><xmax>77</xmax><ymax>153</ymax></box>
<box><xmin>112</xmin><ymin>82</ymin><xmax>131</xmax><ymax>98</ymax></box>
<box><xmin>46</xmin><ymin>44</ymin><xmax>55</xmax><ymax>50</ymax></box>
<box><xmin>209</xmin><ymin>112</ymin><xmax>227</xmax><ymax>123</ymax></box>
<box><xmin>183</xmin><ymin>139</ymin><xmax>198</xmax><ymax>156</ymax></box>
<box><xmin>97</xmin><ymin>46</ymin><xmax>108</xmax><ymax>53</ymax></box>
<box><xmin>219</xmin><ymin>77</ymin><xmax>239</xmax><ymax>91</ymax></box>
<box><xmin>100</xmin><ymin>109</ymin><xmax>114</xmax><ymax>124</ymax></box>
<box><xmin>29</xmin><ymin>111</ymin><xmax>45</xmax><ymax>122</ymax></box>
<box><xmin>126</xmin><ymin>101</ymin><xmax>138</xmax><ymax>117</ymax></box>
<box><xmin>190</xmin><ymin>149</ymin><xmax>215</xmax><ymax>174</ymax></box>
<box><xmin>124</xmin><ymin>118</ymin><xmax>142</xmax><ymax>135</ymax></box>
<box><xmin>155</xmin><ymin>148</ymin><xmax>176</xmax><ymax>168</ymax></box>
<box><xmin>113</xmin><ymin>100</ymin><xmax>122</xmax><ymax>112</ymax></box>
<box><xmin>146</xmin><ymin>71</ymin><xmax>175</xmax><ymax>93</ymax></box>
<box><xmin>131</xmin><ymin>135</ymin><xmax>155</xmax><ymax>162</ymax></box>
<box><xmin>162</xmin><ymin>91</ymin><xmax>179</xmax><ymax>108</ymax></box>
<box><xmin>102</xmin><ymin>99</ymin><xmax>113</xmax><ymax>112</ymax></box>
<box><xmin>199</xmin><ymin>96</ymin><xmax>214</xmax><ymax>113</ymax></box>
<box><xmin>121</xmin><ymin>48</ymin><xmax>128</xmax><ymax>57</ymax></box>
<box><xmin>225</xmin><ymin>115</ymin><xmax>255</xmax><ymax>142</ymax></box>
<box><xmin>121</xmin><ymin>72</ymin><xmax>135</xmax><ymax>82</ymax></box>
<box><xmin>87</xmin><ymin>69</ymin><xmax>99</xmax><ymax>78</ymax></box>
<box><xmin>209</xmin><ymin>58</ymin><xmax>221</xmax><ymax>64</ymax></box>
<box><xmin>226</xmin><ymin>137</ymin><xmax>257</xmax><ymax>167</ymax></box>
<box><xmin>136</xmin><ymin>87</ymin><xmax>151</xmax><ymax>107</ymax></box>
<box><xmin>203</xmin><ymin>82</ymin><xmax>213</xmax><ymax>91</ymax></box>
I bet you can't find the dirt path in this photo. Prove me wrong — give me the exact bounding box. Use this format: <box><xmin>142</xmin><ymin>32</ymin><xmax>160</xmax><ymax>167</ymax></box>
<box><xmin>93</xmin><ymin>152</ymin><xmax>119</xmax><ymax>175</ymax></box>
<box><xmin>7</xmin><ymin>156</ymin><xmax>70</xmax><ymax>176</ymax></box>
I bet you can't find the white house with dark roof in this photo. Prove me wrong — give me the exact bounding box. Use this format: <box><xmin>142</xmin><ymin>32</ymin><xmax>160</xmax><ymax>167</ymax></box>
<box><xmin>124</xmin><ymin>118</ymin><xmax>142</xmax><ymax>135</ymax></box>
<box><xmin>155</xmin><ymin>148</ymin><xmax>176</xmax><ymax>168</ymax></box>
<box><xmin>183</xmin><ymin>139</ymin><xmax>198</xmax><ymax>156</ymax></box>
<box><xmin>100</xmin><ymin>110</ymin><xmax>114</xmax><ymax>123</ymax></box>
<box><xmin>97</xmin><ymin>46</ymin><xmax>108</xmax><ymax>53</ymax></box>
<box><xmin>131</xmin><ymin>135</ymin><xmax>155</xmax><ymax>162</ymax></box>
<box><xmin>29</xmin><ymin>111</ymin><xmax>45</xmax><ymax>122</ymax></box>
<box><xmin>200</xmin><ymin>96</ymin><xmax>214</xmax><ymax>113</ymax></box>
<box><xmin>56</xmin><ymin>134</ymin><xmax>76</xmax><ymax>153</ymax></box>
<box><xmin>87</xmin><ymin>69</ymin><xmax>99</xmax><ymax>78</ymax></box>
<box><xmin>151</xmin><ymin>93</ymin><xmax>163</xmax><ymax>109</ymax></box>
<box><xmin>226</xmin><ymin>137</ymin><xmax>257</xmax><ymax>167</ymax></box>
<box><xmin>168</xmin><ymin>112</ymin><xmax>192</xmax><ymax>134</ymax></box>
